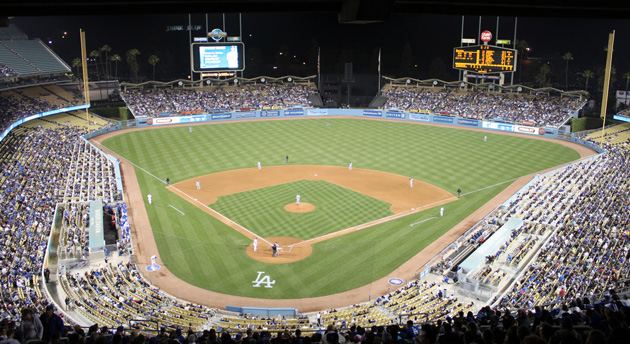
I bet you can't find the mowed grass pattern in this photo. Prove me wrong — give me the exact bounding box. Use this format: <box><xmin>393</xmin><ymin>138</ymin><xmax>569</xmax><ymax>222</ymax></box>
<box><xmin>212</xmin><ymin>180</ymin><xmax>394</xmax><ymax>240</ymax></box>
<box><xmin>102</xmin><ymin>118</ymin><xmax>581</xmax><ymax>298</ymax></box>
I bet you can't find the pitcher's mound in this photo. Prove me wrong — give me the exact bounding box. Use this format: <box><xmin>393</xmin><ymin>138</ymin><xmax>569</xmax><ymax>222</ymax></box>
<box><xmin>284</xmin><ymin>202</ymin><xmax>316</xmax><ymax>213</ymax></box>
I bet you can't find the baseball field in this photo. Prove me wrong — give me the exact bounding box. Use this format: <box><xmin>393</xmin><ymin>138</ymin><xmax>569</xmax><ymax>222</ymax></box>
<box><xmin>100</xmin><ymin>117</ymin><xmax>581</xmax><ymax>301</ymax></box>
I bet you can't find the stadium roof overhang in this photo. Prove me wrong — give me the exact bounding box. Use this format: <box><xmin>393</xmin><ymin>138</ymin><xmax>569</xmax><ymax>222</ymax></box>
<box><xmin>2</xmin><ymin>0</ymin><xmax>630</xmax><ymax>20</ymax></box>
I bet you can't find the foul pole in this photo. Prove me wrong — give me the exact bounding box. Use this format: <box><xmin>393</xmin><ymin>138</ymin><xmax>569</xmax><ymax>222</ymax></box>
<box><xmin>600</xmin><ymin>30</ymin><xmax>615</xmax><ymax>148</ymax></box>
<box><xmin>80</xmin><ymin>29</ymin><xmax>91</xmax><ymax>133</ymax></box>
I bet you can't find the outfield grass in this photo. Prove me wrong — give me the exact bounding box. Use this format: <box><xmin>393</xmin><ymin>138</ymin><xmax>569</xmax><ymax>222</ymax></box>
<box><xmin>102</xmin><ymin>118</ymin><xmax>581</xmax><ymax>299</ymax></box>
<box><xmin>212</xmin><ymin>180</ymin><xmax>393</xmax><ymax>240</ymax></box>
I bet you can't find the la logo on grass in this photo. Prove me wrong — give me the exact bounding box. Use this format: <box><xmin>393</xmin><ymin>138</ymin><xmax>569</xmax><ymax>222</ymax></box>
<box><xmin>252</xmin><ymin>271</ymin><xmax>276</xmax><ymax>288</ymax></box>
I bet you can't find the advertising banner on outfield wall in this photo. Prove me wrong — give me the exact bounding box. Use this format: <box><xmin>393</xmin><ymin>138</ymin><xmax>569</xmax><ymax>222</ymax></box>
<box><xmin>514</xmin><ymin>125</ymin><xmax>546</xmax><ymax>136</ymax></box>
<box><xmin>147</xmin><ymin>117</ymin><xmax>178</xmax><ymax>125</ymax></box>
<box><xmin>261</xmin><ymin>110</ymin><xmax>280</xmax><ymax>117</ymax></box>
<box><xmin>482</xmin><ymin>121</ymin><xmax>514</xmax><ymax>132</ymax></box>
<box><xmin>433</xmin><ymin>116</ymin><xmax>454</xmax><ymax>124</ymax></box>
<box><xmin>211</xmin><ymin>114</ymin><xmax>232</xmax><ymax>120</ymax></box>
<box><xmin>178</xmin><ymin>115</ymin><xmax>207</xmax><ymax>123</ymax></box>
<box><xmin>284</xmin><ymin>110</ymin><xmax>304</xmax><ymax>116</ymax></box>
<box><xmin>146</xmin><ymin>115</ymin><xmax>208</xmax><ymax>125</ymax></box>
<box><xmin>456</xmin><ymin>118</ymin><xmax>479</xmax><ymax>127</ymax></box>
<box><xmin>363</xmin><ymin>110</ymin><xmax>382</xmax><ymax>117</ymax></box>
<box><xmin>514</xmin><ymin>125</ymin><xmax>538</xmax><ymax>135</ymax></box>
<box><xmin>386</xmin><ymin>112</ymin><xmax>405</xmax><ymax>119</ymax></box>
<box><xmin>235</xmin><ymin>112</ymin><xmax>256</xmax><ymax>119</ymax></box>
<box><xmin>409</xmin><ymin>114</ymin><xmax>430</xmax><ymax>122</ymax></box>
<box><xmin>308</xmin><ymin>109</ymin><xmax>328</xmax><ymax>116</ymax></box>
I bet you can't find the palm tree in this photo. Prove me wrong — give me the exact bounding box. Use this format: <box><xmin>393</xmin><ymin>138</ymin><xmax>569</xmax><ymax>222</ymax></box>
<box><xmin>583</xmin><ymin>70</ymin><xmax>594</xmax><ymax>91</ymax></box>
<box><xmin>111</xmin><ymin>54</ymin><xmax>121</xmax><ymax>79</ymax></box>
<box><xmin>562</xmin><ymin>52</ymin><xmax>573</xmax><ymax>90</ymax></box>
<box><xmin>100</xmin><ymin>44</ymin><xmax>112</xmax><ymax>79</ymax></box>
<box><xmin>516</xmin><ymin>39</ymin><xmax>529</xmax><ymax>84</ymax></box>
<box><xmin>126</xmin><ymin>48</ymin><xmax>141</xmax><ymax>82</ymax></box>
<box><xmin>89</xmin><ymin>49</ymin><xmax>101</xmax><ymax>80</ymax></box>
<box><xmin>148</xmin><ymin>54</ymin><xmax>160</xmax><ymax>81</ymax></box>
<box><xmin>71</xmin><ymin>57</ymin><xmax>82</xmax><ymax>78</ymax></box>
<box><xmin>535</xmin><ymin>63</ymin><xmax>550</xmax><ymax>88</ymax></box>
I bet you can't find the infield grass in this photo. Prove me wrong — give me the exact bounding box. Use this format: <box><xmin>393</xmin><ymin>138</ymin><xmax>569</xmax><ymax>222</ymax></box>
<box><xmin>212</xmin><ymin>180</ymin><xmax>394</xmax><ymax>240</ymax></box>
<box><xmin>102</xmin><ymin>118</ymin><xmax>581</xmax><ymax>299</ymax></box>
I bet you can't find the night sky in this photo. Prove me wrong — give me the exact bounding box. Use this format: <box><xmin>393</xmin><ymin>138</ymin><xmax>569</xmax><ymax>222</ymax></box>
<box><xmin>9</xmin><ymin>13</ymin><xmax>630</xmax><ymax>85</ymax></box>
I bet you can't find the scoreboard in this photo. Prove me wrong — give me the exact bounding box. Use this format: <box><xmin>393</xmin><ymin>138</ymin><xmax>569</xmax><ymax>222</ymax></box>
<box><xmin>453</xmin><ymin>45</ymin><xmax>517</xmax><ymax>74</ymax></box>
<box><xmin>191</xmin><ymin>42</ymin><xmax>245</xmax><ymax>73</ymax></box>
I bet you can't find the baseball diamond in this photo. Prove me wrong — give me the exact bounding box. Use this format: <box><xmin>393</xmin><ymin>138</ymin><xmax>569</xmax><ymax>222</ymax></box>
<box><xmin>95</xmin><ymin>117</ymin><xmax>591</xmax><ymax>310</ymax></box>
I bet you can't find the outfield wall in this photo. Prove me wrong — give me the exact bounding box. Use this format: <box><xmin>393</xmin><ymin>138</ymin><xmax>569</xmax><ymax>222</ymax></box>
<box><xmin>115</xmin><ymin>108</ymin><xmax>574</xmax><ymax>141</ymax></box>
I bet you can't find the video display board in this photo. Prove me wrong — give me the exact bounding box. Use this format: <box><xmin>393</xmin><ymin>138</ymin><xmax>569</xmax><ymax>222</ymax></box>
<box><xmin>191</xmin><ymin>42</ymin><xmax>245</xmax><ymax>72</ymax></box>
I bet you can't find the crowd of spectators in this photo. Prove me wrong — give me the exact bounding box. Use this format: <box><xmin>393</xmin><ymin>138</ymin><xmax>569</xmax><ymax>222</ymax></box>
<box><xmin>121</xmin><ymin>83</ymin><xmax>317</xmax><ymax>117</ymax></box>
<box><xmin>64</xmin><ymin>140</ymin><xmax>119</xmax><ymax>203</ymax></box>
<box><xmin>3</xmin><ymin>83</ymin><xmax>630</xmax><ymax>344</ymax></box>
<box><xmin>0</xmin><ymin>87</ymin><xmax>81</xmax><ymax>132</ymax></box>
<box><xmin>60</xmin><ymin>262</ymin><xmax>215</xmax><ymax>332</ymax></box>
<box><xmin>0</xmin><ymin>63</ymin><xmax>18</xmax><ymax>78</ymax></box>
<box><xmin>0</xmin><ymin>123</ymin><xmax>95</xmax><ymax>322</ymax></box>
<box><xmin>491</xmin><ymin>146</ymin><xmax>630</xmax><ymax>310</ymax></box>
<box><xmin>59</xmin><ymin>202</ymin><xmax>91</xmax><ymax>260</ymax></box>
<box><xmin>382</xmin><ymin>87</ymin><xmax>584</xmax><ymax>127</ymax></box>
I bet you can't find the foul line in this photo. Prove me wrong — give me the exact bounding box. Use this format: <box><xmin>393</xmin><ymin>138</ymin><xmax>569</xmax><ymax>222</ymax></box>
<box><xmin>288</xmin><ymin>171</ymin><xmax>545</xmax><ymax>248</ymax></box>
<box><xmin>90</xmin><ymin>140</ymin><xmax>270</xmax><ymax>246</ymax></box>
<box><xmin>168</xmin><ymin>205</ymin><xmax>185</xmax><ymax>216</ymax></box>
<box><xmin>410</xmin><ymin>217</ymin><xmax>436</xmax><ymax>227</ymax></box>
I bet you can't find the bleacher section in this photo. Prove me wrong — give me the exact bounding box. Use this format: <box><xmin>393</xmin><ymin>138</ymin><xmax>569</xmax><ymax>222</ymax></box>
<box><xmin>0</xmin><ymin>43</ymin><xmax>39</xmax><ymax>76</ymax></box>
<box><xmin>0</xmin><ymin>24</ymin><xmax>71</xmax><ymax>78</ymax></box>
<box><xmin>0</xmin><ymin>40</ymin><xmax>71</xmax><ymax>75</ymax></box>
<box><xmin>381</xmin><ymin>86</ymin><xmax>584</xmax><ymax>127</ymax></box>
<box><xmin>121</xmin><ymin>83</ymin><xmax>318</xmax><ymax>117</ymax></box>
<box><xmin>0</xmin><ymin>24</ymin><xmax>28</xmax><ymax>40</ymax></box>
<box><xmin>586</xmin><ymin>122</ymin><xmax>630</xmax><ymax>147</ymax></box>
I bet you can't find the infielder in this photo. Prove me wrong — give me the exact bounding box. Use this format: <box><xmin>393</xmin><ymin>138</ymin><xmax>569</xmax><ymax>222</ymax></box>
<box><xmin>349</xmin><ymin>162</ymin><xmax>353</xmax><ymax>170</ymax></box>
<box><xmin>409</xmin><ymin>178</ymin><xmax>413</xmax><ymax>188</ymax></box>
<box><xmin>147</xmin><ymin>194</ymin><xmax>152</xmax><ymax>204</ymax></box>
<box><xmin>196</xmin><ymin>180</ymin><xmax>201</xmax><ymax>190</ymax></box>
<box><xmin>258</xmin><ymin>161</ymin><xmax>262</xmax><ymax>170</ymax></box>
<box><xmin>253</xmin><ymin>237</ymin><xmax>258</xmax><ymax>252</ymax></box>
<box><xmin>440</xmin><ymin>206</ymin><xmax>444</xmax><ymax>217</ymax></box>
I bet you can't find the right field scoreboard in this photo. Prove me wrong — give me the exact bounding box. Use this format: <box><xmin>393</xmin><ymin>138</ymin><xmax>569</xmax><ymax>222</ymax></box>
<box><xmin>453</xmin><ymin>45</ymin><xmax>517</xmax><ymax>74</ymax></box>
